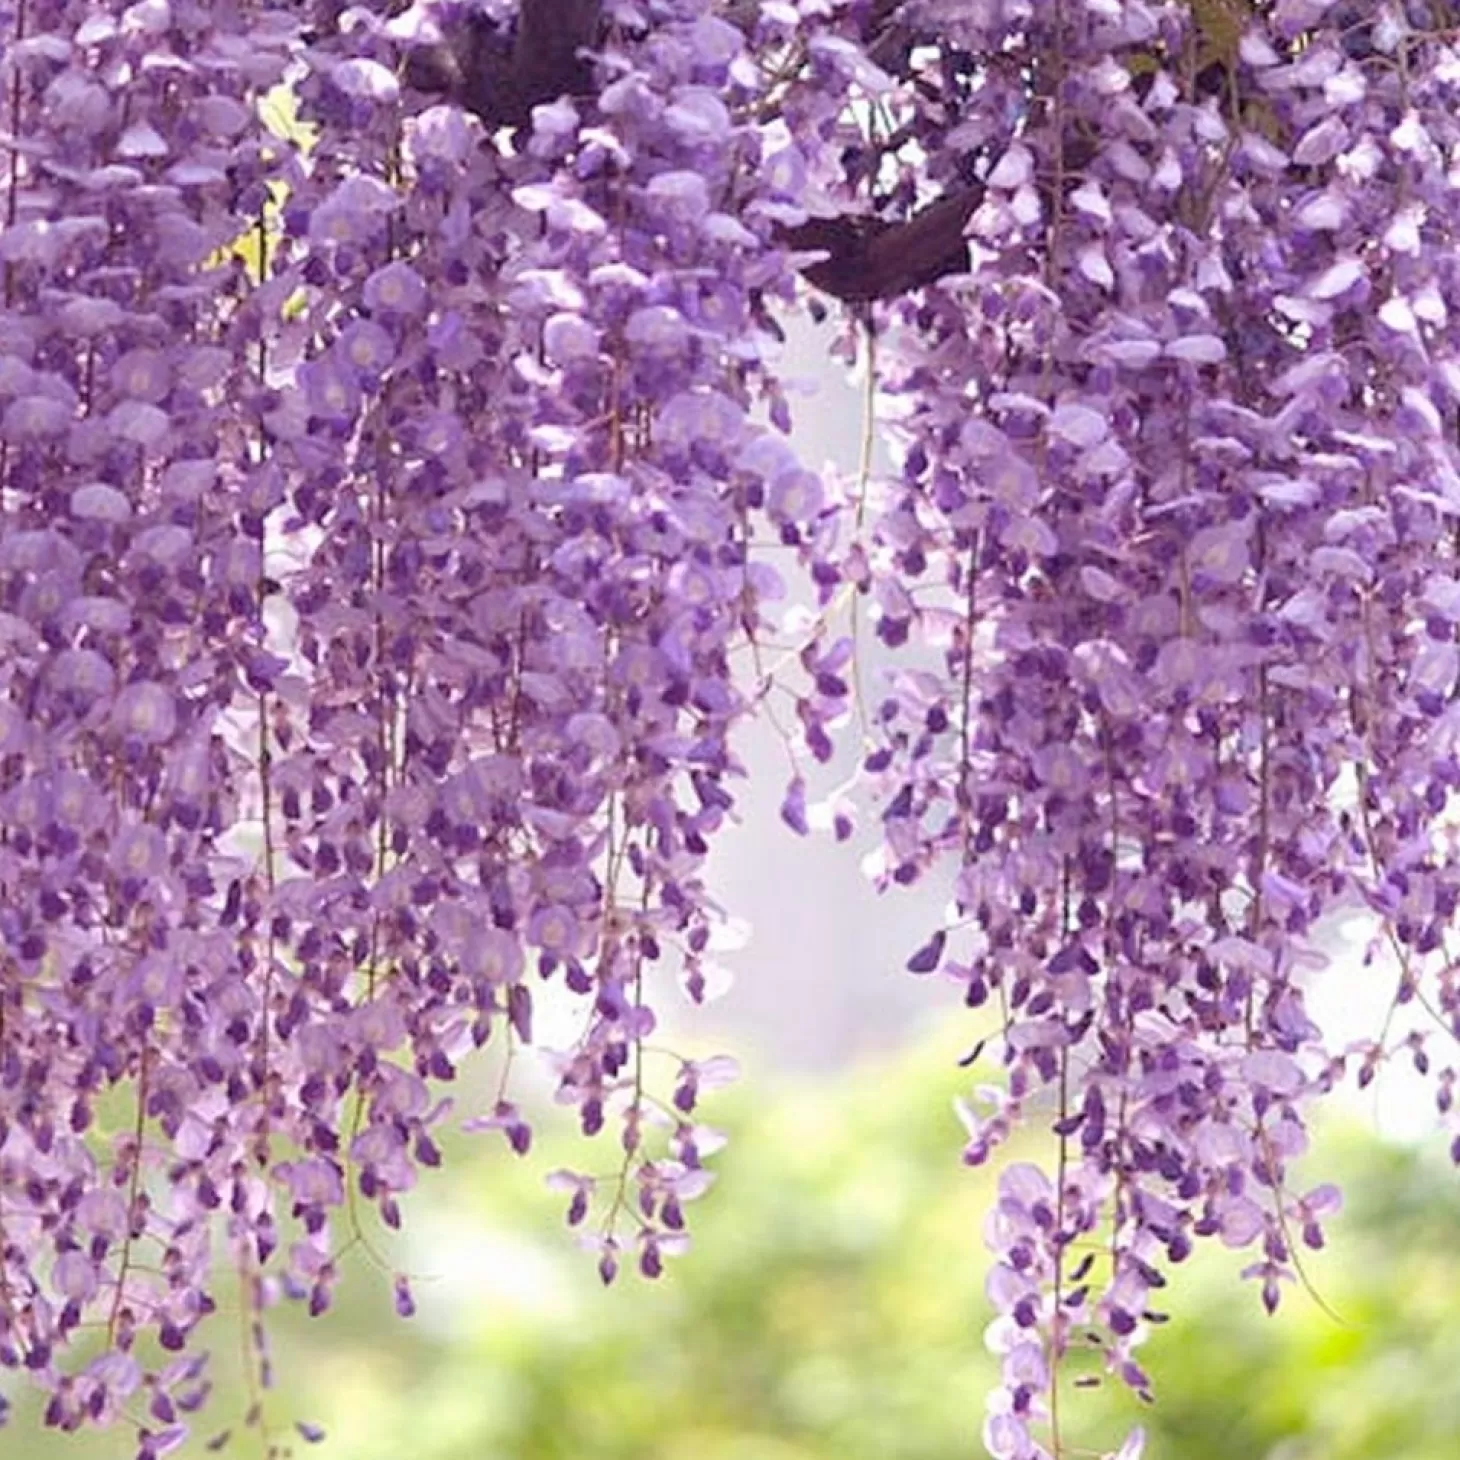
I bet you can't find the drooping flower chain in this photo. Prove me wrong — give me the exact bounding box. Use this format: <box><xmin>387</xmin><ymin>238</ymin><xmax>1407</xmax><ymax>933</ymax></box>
<box><xmin>0</xmin><ymin>0</ymin><xmax>854</xmax><ymax>1447</ymax></box>
<box><xmin>837</xmin><ymin>4</ymin><xmax>1460</xmax><ymax>1456</ymax></box>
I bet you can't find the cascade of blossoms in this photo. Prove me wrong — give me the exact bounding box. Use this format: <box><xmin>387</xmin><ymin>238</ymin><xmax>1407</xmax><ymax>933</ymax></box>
<box><xmin>5</xmin><ymin>1</ymin><xmax>1460</xmax><ymax>1458</ymax></box>
<box><xmin>0</xmin><ymin>0</ymin><xmax>859</xmax><ymax>1448</ymax></box>
<box><xmin>823</xmin><ymin>4</ymin><xmax>1460</xmax><ymax>1457</ymax></box>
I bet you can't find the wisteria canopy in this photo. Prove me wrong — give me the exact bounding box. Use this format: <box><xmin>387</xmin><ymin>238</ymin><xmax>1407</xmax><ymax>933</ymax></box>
<box><xmin>1</xmin><ymin>0</ymin><xmax>1457</xmax><ymax>1455</ymax></box>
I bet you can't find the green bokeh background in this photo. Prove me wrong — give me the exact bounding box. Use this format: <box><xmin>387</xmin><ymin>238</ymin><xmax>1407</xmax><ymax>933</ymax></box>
<box><xmin>9</xmin><ymin>1024</ymin><xmax>1460</xmax><ymax>1460</ymax></box>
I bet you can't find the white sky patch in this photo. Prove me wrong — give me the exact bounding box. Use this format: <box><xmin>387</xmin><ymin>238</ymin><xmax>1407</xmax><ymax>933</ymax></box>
<box><xmin>404</xmin><ymin>1212</ymin><xmax>579</xmax><ymax>1337</ymax></box>
<box><xmin>1307</xmin><ymin>908</ymin><xmax>1444</xmax><ymax>1146</ymax></box>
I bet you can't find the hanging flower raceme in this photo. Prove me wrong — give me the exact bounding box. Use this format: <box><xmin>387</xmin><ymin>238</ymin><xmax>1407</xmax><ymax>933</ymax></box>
<box><xmin>0</xmin><ymin>0</ymin><xmax>859</xmax><ymax>1449</ymax></box>
<box><xmin>844</xmin><ymin>3</ymin><xmax>1460</xmax><ymax>1456</ymax></box>
<box><xmin>0</xmin><ymin>0</ymin><xmax>305</xmax><ymax>1440</ymax></box>
<box><xmin>263</xmin><ymin>0</ymin><xmax>864</xmax><ymax>1296</ymax></box>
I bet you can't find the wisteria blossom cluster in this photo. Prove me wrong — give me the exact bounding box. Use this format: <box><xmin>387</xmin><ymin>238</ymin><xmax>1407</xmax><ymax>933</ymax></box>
<box><xmin>2</xmin><ymin>0</ymin><xmax>1459</xmax><ymax>1454</ymax></box>
<box><xmin>852</xmin><ymin>1</ymin><xmax>1460</xmax><ymax>1456</ymax></box>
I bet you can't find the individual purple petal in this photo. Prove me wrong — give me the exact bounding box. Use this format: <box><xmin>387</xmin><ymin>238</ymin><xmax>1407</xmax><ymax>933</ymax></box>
<box><xmin>338</xmin><ymin>320</ymin><xmax>396</xmax><ymax>380</ymax></box>
<box><xmin>114</xmin><ymin>682</ymin><xmax>177</xmax><ymax>744</ymax></box>
<box><xmin>110</xmin><ymin>349</ymin><xmax>171</xmax><ymax>402</ymax></box>
<box><xmin>333</xmin><ymin>57</ymin><xmax>399</xmax><ymax>103</ymax></box>
<box><xmin>364</xmin><ymin>261</ymin><xmax>427</xmax><ymax>316</ymax></box>
<box><xmin>309</xmin><ymin>174</ymin><xmax>399</xmax><ymax>247</ymax></box>
<box><xmin>299</xmin><ymin>355</ymin><xmax>362</xmax><ymax>424</ymax></box>
<box><xmin>906</xmin><ymin>929</ymin><xmax>946</xmax><ymax>975</ymax></box>
<box><xmin>70</xmin><ymin>482</ymin><xmax>132</xmax><ymax>522</ymax></box>
<box><xmin>112</xmin><ymin>821</ymin><xmax>168</xmax><ymax>881</ymax></box>
<box><xmin>108</xmin><ymin>400</ymin><xmax>171</xmax><ymax>447</ymax></box>
<box><xmin>3</xmin><ymin>393</ymin><xmax>71</xmax><ymax>440</ymax></box>
<box><xmin>526</xmin><ymin>904</ymin><xmax>581</xmax><ymax>958</ymax></box>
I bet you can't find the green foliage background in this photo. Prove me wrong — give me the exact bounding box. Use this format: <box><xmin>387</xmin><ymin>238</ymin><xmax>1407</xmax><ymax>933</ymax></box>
<box><xmin>11</xmin><ymin>1026</ymin><xmax>1460</xmax><ymax>1460</ymax></box>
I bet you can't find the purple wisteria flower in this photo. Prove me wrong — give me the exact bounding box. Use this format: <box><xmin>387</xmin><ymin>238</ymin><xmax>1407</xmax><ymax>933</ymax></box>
<box><xmin>0</xmin><ymin>0</ymin><xmax>855</xmax><ymax>1443</ymax></box>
